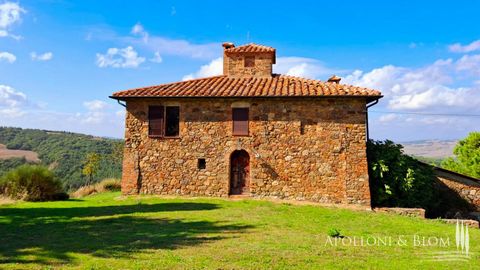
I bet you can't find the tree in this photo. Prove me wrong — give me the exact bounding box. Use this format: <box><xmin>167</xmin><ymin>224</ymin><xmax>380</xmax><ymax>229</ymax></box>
<box><xmin>367</xmin><ymin>140</ymin><xmax>438</xmax><ymax>211</ymax></box>
<box><xmin>82</xmin><ymin>153</ymin><xmax>101</xmax><ymax>186</ymax></box>
<box><xmin>110</xmin><ymin>141</ymin><xmax>124</xmax><ymax>166</ymax></box>
<box><xmin>442</xmin><ymin>132</ymin><xmax>480</xmax><ymax>179</ymax></box>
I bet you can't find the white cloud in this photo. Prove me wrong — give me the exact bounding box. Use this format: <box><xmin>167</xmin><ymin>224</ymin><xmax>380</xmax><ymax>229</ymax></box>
<box><xmin>0</xmin><ymin>2</ymin><xmax>25</xmax><ymax>38</ymax></box>
<box><xmin>31</xmin><ymin>52</ymin><xmax>53</xmax><ymax>61</ymax></box>
<box><xmin>343</xmin><ymin>57</ymin><xmax>480</xmax><ymax>111</ymax></box>
<box><xmin>83</xmin><ymin>100</ymin><xmax>108</xmax><ymax>111</ymax></box>
<box><xmin>274</xmin><ymin>57</ymin><xmax>344</xmax><ymax>79</ymax></box>
<box><xmin>182</xmin><ymin>57</ymin><xmax>222</xmax><ymax>80</ymax></box>
<box><xmin>131</xmin><ymin>22</ymin><xmax>148</xmax><ymax>42</ymax></box>
<box><xmin>96</xmin><ymin>46</ymin><xmax>145</xmax><ymax>68</ymax></box>
<box><xmin>0</xmin><ymin>85</ymin><xmax>27</xmax><ymax>117</ymax></box>
<box><xmin>0</xmin><ymin>86</ymin><xmax>124</xmax><ymax>137</ymax></box>
<box><xmin>150</xmin><ymin>51</ymin><xmax>162</xmax><ymax>63</ymax></box>
<box><xmin>449</xmin><ymin>40</ymin><xmax>480</xmax><ymax>53</ymax></box>
<box><xmin>131</xmin><ymin>22</ymin><xmax>145</xmax><ymax>35</ymax></box>
<box><xmin>125</xmin><ymin>23</ymin><xmax>218</xmax><ymax>60</ymax></box>
<box><xmin>82</xmin><ymin>111</ymin><xmax>105</xmax><ymax>124</ymax></box>
<box><xmin>182</xmin><ymin>56</ymin><xmax>343</xmax><ymax>81</ymax></box>
<box><xmin>456</xmin><ymin>54</ymin><xmax>480</xmax><ymax>75</ymax></box>
<box><xmin>378</xmin><ymin>113</ymin><xmax>398</xmax><ymax>123</ymax></box>
<box><xmin>0</xmin><ymin>51</ymin><xmax>15</xmax><ymax>63</ymax></box>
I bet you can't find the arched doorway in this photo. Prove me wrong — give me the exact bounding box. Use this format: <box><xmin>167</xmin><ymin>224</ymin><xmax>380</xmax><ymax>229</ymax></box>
<box><xmin>230</xmin><ymin>150</ymin><xmax>250</xmax><ymax>195</ymax></box>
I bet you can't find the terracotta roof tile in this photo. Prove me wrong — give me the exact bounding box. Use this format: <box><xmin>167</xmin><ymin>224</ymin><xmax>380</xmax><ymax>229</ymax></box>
<box><xmin>111</xmin><ymin>74</ymin><xmax>382</xmax><ymax>101</ymax></box>
<box><xmin>224</xmin><ymin>43</ymin><xmax>276</xmax><ymax>53</ymax></box>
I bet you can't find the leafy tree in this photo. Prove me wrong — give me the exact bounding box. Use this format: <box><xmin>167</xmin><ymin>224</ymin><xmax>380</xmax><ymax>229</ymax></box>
<box><xmin>442</xmin><ymin>132</ymin><xmax>480</xmax><ymax>179</ymax></box>
<box><xmin>367</xmin><ymin>140</ymin><xmax>438</xmax><ymax>212</ymax></box>
<box><xmin>82</xmin><ymin>153</ymin><xmax>101</xmax><ymax>186</ymax></box>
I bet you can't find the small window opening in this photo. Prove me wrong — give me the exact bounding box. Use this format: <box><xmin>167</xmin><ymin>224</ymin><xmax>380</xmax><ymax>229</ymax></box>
<box><xmin>198</xmin><ymin>158</ymin><xmax>206</xmax><ymax>170</ymax></box>
<box><xmin>300</xmin><ymin>121</ymin><xmax>305</xmax><ymax>135</ymax></box>
<box><xmin>244</xmin><ymin>56</ymin><xmax>255</xmax><ymax>67</ymax></box>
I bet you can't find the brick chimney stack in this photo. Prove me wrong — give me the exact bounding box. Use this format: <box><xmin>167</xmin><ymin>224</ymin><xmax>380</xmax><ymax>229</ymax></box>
<box><xmin>222</xmin><ymin>42</ymin><xmax>276</xmax><ymax>78</ymax></box>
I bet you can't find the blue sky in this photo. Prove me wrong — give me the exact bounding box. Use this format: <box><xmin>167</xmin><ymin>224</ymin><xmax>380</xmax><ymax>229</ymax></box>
<box><xmin>1</xmin><ymin>0</ymin><xmax>479</xmax><ymax>141</ymax></box>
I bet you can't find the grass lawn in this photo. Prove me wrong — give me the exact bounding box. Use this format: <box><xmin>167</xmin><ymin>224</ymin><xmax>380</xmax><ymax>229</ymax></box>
<box><xmin>0</xmin><ymin>192</ymin><xmax>479</xmax><ymax>269</ymax></box>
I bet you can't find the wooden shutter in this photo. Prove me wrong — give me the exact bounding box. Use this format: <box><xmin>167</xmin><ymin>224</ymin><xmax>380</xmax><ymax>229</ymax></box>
<box><xmin>232</xmin><ymin>108</ymin><xmax>249</xmax><ymax>136</ymax></box>
<box><xmin>148</xmin><ymin>106</ymin><xmax>164</xmax><ymax>136</ymax></box>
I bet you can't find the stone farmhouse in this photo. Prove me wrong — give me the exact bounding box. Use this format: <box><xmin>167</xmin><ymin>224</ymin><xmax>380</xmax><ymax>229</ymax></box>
<box><xmin>110</xmin><ymin>42</ymin><xmax>382</xmax><ymax>207</ymax></box>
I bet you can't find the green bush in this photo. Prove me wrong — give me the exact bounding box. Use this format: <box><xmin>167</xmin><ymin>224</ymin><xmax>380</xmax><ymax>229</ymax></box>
<box><xmin>0</xmin><ymin>165</ymin><xmax>68</xmax><ymax>201</ymax></box>
<box><xmin>367</xmin><ymin>140</ymin><xmax>438</xmax><ymax>212</ymax></box>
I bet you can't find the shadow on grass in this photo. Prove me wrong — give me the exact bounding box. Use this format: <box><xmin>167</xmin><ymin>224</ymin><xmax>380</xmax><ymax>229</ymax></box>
<box><xmin>0</xmin><ymin>202</ymin><xmax>253</xmax><ymax>266</ymax></box>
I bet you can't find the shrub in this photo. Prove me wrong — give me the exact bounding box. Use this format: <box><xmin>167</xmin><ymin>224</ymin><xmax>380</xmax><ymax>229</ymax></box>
<box><xmin>0</xmin><ymin>165</ymin><xmax>68</xmax><ymax>201</ymax></box>
<box><xmin>367</xmin><ymin>140</ymin><xmax>439</xmax><ymax>213</ymax></box>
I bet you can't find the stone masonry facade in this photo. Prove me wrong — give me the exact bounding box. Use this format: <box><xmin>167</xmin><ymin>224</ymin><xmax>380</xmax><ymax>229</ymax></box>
<box><xmin>113</xmin><ymin>43</ymin><xmax>382</xmax><ymax>207</ymax></box>
<box><xmin>121</xmin><ymin>97</ymin><xmax>371</xmax><ymax>206</ymax></box>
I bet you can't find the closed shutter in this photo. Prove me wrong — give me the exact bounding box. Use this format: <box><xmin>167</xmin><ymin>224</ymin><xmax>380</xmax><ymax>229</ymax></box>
<box><xmin>149</xmin><ymin>106</ymin><xmax>164</xmax><ymax>136</ymax></box>
<box><xmin>232</xmin><ymin>108</ymin><xmax>249</xmax><ymax>136</ymax></box>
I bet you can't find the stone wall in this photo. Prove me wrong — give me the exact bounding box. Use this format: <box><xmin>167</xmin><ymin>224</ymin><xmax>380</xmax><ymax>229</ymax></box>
<box><xmin>374</xmin><ymin>207</ymin><xmax>426</xmax><ymax>218</ymax></box>
<box><xmin>223</xmin><ymin>52</ymin><xmax>274</xmax><ymax>78</ymax></box>
<box><xmin>435</xmin><ymin>169</ymin><xmax>480</xmax><ymax>211</ymax></box>
<box><xmin>121</xmin><ymin>97</ymin><xmax>371</xmax><ymax>206</ymax></box>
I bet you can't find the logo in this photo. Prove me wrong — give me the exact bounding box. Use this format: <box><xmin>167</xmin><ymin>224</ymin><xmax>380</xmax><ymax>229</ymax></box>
<box><xmin>425</xmin><ymin>219</ymin><xmax>471</xmax><ymax>261</ymax></box>
<box><xmin>456</xmin><ymin>219</ymin><xmax>470</xmax><ymax>256</ymax></box>
<box><xmin>323</xmin><ymin>219</ymin><xmax>473</xmax><ymax>262</ymax></box>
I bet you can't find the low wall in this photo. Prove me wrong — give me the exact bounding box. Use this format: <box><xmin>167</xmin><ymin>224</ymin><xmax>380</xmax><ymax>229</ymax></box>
<box><xmin>434</xmin><ymin>168</ymin><xmax>480</xmax><ymax>212</ymax></box>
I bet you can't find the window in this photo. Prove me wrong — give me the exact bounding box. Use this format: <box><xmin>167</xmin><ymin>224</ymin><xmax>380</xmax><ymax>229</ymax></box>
<box><xmin>198</xmin><ymin>158</ymin><xmax>206</xmax><ymax>170</ymax></box>
<box><xmin>244</xmin><ymin>56</ymin><xmax>255</xmax><ymax>67</ymax></box>
<box><xmin>148</xmin><ymin>106</ymin><xmax>179</xmax><ymax>137</ymax></box>
<box><xmin>232</xmin><ymin>108</ymin><xmax>249</xmax><ymax>136</ymax></box>
<box><xmin>165</xmin><ymin>106</ymin><xmax>180</xmax><ymax>137</ymax></box>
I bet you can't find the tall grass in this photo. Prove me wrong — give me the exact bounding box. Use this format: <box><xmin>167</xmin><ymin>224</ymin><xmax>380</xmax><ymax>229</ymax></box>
<box><xmin>71</xmin><ymin>178</ymin><xmax>121</xmax><ymax>198</ymax></box>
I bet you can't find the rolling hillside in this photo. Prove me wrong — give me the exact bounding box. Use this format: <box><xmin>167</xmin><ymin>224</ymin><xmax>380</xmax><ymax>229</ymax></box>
<box><xmin>401</xmin><ymin>140</ymin><xmax>457</xmax><ymax>159</ymax></box>
<box><xmin>0</xmin><ymin>127</ymin><xmax>123</xmax><ymax>190</ymax></box>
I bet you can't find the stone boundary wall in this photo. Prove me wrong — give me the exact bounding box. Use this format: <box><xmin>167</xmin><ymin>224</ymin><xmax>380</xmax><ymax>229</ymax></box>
<box><xmin>434</xmin><ymin>169</ymin><xmax>480</xmax><ymax>211</ymax></box>
<box><xmin>374</xmin><ymin>207</ymin><xmax>426</xmax><ymax>218</ymax></box>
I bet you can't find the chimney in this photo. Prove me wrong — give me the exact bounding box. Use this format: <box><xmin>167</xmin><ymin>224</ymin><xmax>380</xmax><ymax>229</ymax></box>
<box><xmin>223</xmin><ymin>42</ymin><xmax>234</xmax><ymax>76</ymax></box>
<box><xmin>222</xmin><ymin>42</ymin><xmax>235</xmax><ymax>50</ymax></box>
<box><xmin>328</xmin><ymin>75</ymin><xmax>341</xmax><ymax>84</ymax></box>
<box><xmin>222</xmin><ymin>42</ymin><xmax>275</xmax><ymax>78</ymax></box>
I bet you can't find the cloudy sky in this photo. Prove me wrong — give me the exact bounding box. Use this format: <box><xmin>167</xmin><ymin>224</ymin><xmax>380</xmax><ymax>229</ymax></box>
<box><xmin>0</xmin><ymin>1</ymin><xmax>479</xmax><ymax>141</ymax></box>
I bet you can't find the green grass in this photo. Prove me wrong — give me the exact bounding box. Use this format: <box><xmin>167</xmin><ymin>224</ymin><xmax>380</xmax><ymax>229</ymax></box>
<box><xmin>1</xmin><ymin>192</ymin><xmax>479</xmax><ymax>269</ymax></box>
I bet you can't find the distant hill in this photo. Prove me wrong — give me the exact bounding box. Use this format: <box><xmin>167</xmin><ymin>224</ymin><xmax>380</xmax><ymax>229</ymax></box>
<box><xmin>0</xmin><ymin>127</ymin><xmax>123</xmax><ymax>190</ymax></box>
<box><xmin>400</xmin><ymin>139</ymin><xmax>457</xmax><ymax>158</ymax></box>
<box><xmin>399</xmin><ymin>139</ymin><xmax>457</xmax><ymax>167</ymax></box>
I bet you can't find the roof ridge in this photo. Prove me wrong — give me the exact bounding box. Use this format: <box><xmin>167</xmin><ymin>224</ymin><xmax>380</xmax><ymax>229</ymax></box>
<box><xmin>117</xmin><ymin>75</ymin><xmax>227</xmax><ymax>93</ymax></box>
<box><xmin>111</xmin><ymin>73</ymin><xmax>382</xmax><ymax>99</ymax></box>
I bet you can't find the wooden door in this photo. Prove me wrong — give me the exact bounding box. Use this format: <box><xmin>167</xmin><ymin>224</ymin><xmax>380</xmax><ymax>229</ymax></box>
<box><xmin>230</xmin><ymin>150</ymin><xmax>250</xmax><ymax>195</ymax></box>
